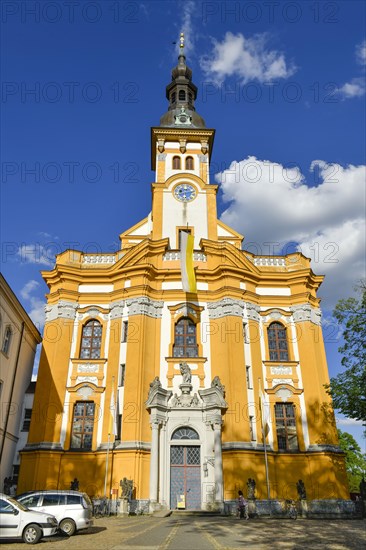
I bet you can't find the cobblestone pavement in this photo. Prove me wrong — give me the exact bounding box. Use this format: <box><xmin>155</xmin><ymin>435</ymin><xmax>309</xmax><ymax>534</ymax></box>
<box><xmin>1</xmin><ymin>516</ymin><xmax>365</xmax><ymax>549</ymax></box>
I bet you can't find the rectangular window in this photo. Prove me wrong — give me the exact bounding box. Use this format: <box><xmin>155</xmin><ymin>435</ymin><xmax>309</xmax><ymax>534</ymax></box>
<box><xmin>249</xmin><ymin>416</ymin><xmax>255</xmax><ymax>441</ymax></box>
<box><xmin>70</xmin><ymin>402</ymin><xmax>95</xmax><ymax>450</ymax></box>
<box><xmin>21</xmin><ymin>408</ymin><xmax>32</xmax><ymax>432</ymax></box>
<box><xmin>122</xmin><ymin>321</ymin><xmax>128</xmax><ymax>343</ymax></box>
<box><xmin>243</xmin><ymin>323</ymin><xmax>249</xmax><ymax>344</ymax></box>
<box><xmin>275</xmin><ymin>403</ymin><xmax>298</xmax><ymax>451</ymax></box>
<box><xmin>119</xmin><ymin>364</ymin><xmax>126</xmax><ymax>387</ymax></box>
<box><xmin>246</xmin><ymin>366</ymin><xmax>252</xmax><ymax>389</ymax></box>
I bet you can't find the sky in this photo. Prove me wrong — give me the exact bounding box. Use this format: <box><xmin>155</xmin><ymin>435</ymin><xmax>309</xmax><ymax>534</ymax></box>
<box><xmin>1</xmin><ymin>0</ymin><xmax>365</xmax><ymax>447</ymax></box>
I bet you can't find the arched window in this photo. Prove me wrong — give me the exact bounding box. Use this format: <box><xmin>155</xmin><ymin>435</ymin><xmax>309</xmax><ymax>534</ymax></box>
<box><xmin>267</xmin><ymin>322</ymin><xmax>289</xmax><ymax>361</ymax></box>
<box><xmin>172</xmin><ymin>426</ymin><xmax>199</xmax><ymax>440</ymax></box>
<box><xmin>171</xmin><ymin>92</ymin><xmax>176</xmax><ymax>104</ymax></box>
<box><xmin>178</xmin><ymin>90</ymin><xmax>186</xmax><ymax>101</ymax></box>
<box><xmin>80</xmin><ymin>320</ymin><xmax>102</xmax><ymax>359</ymax></box>
<box><xmin>70</xmin><ymin>401</ymin><xmax>95</xmax><ymax>449</ymax></box>
<box><xmin>185</xmin><ymin>156</ymin><xmax>194</xmax><ymax>170</ymax></box>
<box><xmin>2</xmin><ymin>326</ymin><xmax>12</xmax><ymax>355</ymax></box>
<box><xmin>188</xmin><ymin>93</ymin><xmax>193</xmax><ymax>104</ymax></box>
<box><xmin>173</xmin><ymin>317</ymin><xmax>198</xmax><ymax>358</ymax></box>
<box><xmin>172</xmin><ymin>156</ymin><xmax>181</xmax><ymax>170</ymax></box>
<box><xmin>275</xmin><ymin>403</ymin><xmax>298</xmax><ymax>450</ymax></box>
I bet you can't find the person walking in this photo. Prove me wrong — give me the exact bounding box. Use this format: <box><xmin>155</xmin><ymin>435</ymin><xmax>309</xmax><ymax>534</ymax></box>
<box><xmin>237</xmin><ymin>490</ymin><xmax>249</xmax><ymax>519</ymax></box>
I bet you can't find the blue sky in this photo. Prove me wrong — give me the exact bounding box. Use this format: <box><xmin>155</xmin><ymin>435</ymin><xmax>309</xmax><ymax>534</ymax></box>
<box><xmin>1</xmin><ymin>1</ymin><xmax>365</xmax><ymax>447</ymax></box>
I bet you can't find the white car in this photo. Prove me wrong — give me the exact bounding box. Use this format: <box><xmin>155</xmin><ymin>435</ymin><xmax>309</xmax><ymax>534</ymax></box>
<box><xmin>16</xmin><ymin>490</ymin><xmax>93</xmax><ymax>536</ymax></box>
<box><xmin>0</xmin><ymin>493</ymin><xmax>58</xmax><ymax>544</ymax></box>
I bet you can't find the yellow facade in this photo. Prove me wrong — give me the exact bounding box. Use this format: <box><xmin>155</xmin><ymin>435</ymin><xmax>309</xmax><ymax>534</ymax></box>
<box><xmin>19</xmin><ymin>43</ymin><xmax>348</xmax><ymax>507</ymax></box>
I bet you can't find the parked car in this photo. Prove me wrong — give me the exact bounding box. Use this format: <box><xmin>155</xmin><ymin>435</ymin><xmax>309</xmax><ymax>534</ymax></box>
<box><xmin>16</xmin><ymin>490</ymin><xmax>93</xmax><ymax>536</ymax></box>
<box><xmin>0</xmin><ymin>493</ymin><xmax>58</xmax><ymax>544</ymax></box>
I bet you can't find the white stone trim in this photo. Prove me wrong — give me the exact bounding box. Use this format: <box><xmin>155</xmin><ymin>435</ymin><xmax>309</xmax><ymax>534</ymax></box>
<box><xmin>207</xmin><ymin>298</ymin><xmax>245</xmax><ymax>319</ymax></box>
<box><xmin>126</xmin><ymin>297</ymin><xmax>164</xmax><ymax>318</ymax></box>
<box><xmin>291</xmin><ymin>304</ymin><xmax>322</xmax><ymax>325</ymax></box>
<box><xmin>45</xmin><ymin>301</ymin><xmax>78</xmax><ymax>322</ymax></box>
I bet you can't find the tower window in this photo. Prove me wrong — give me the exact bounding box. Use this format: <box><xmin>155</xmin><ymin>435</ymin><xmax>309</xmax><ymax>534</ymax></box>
<box><xmin>267</xmin><ymin>322</ymin><xmax>289</xmax><ymax>361</ymax></box>
<box><xmin>185</xmin><ymin>156</ymin><xmax>194</xmax><ymax>170</ymax></box>
<box><xmin>122</xmin><ymin>321</ymin><xmax>128</xmax><ymax>343</ymax></box>
<box><xmin>171</xmin><ymin>92</ymin><xmax>176</xmax><ymax>104</ymax></box>
<box><xmin>172</xmin><ymin>156</ymin><xmax>181</xmax><ymax>170</ymax></box>
<box><xmin>70</xmin><ymin>401</ymin><xmax>95</xmax><ymax>450</ymax></box>
<box><xmin>275</xmin><ymin>403</ymin><xmax>298</xmax><ymax>451</ymax></box>
<box><xmin>80</xmin><ymin>320</ymin><xmax>102</xmax><ymax>359</ymax></box>
<box><xmin>119</xmin><ymin>364</ymin><xmax>126</xmax><ymax>386</ymax></box>
<box><xmin>178</xmin><ymin>90</ymin><xmax>186</xmax><ymax>101</ymax></box>
<box><xmin>246</xmin><ymin>366</ymin><xmax>252</xmax><ymax>389</ymax></box>
<box><xmin>21</xmin><ymin>409</ymin><xmax>32</xmax><ymax>432</ymax></box>
<box><xmin>2</xmin><ymin>326</ymin><xmax>12</xmax><ymax>355</ymax></box>
<box><xmin>173</xmin><ymin>317</ymin><xmax>198</xmax><ymax>358</ymax></box>
<box><xmin>188</xmin><ymin>93</ymin><xmax>193</xmax><ymax>104</ymax></box>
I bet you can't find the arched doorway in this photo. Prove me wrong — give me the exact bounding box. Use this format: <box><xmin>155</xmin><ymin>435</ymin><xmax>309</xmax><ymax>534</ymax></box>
<box><xmin>170</xmin><ymin>427</ymin><xmax>201</xmax><ymax>510</ymax></box>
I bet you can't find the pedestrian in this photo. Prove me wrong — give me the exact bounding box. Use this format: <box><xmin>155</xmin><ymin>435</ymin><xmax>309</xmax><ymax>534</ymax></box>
<box><xmin>237</xmin><ymin>490</ymin><xmax>249</xmax><ymax>519</ymax></box>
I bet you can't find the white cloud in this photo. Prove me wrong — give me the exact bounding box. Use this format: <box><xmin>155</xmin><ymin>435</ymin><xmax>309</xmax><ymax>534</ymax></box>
<box><xmin>356</xmin><ymin>40</ymin><xmax>366</xmax><ymax>65</ymax></box>
<box><xmin>337</xmin><ymin>41</ymin><xmax>366</xmax><ymax>99</ymax></box>
<box><xmin>17</xmin><ymin>244</ymin><xmax>55</xmax><ymax>267</ymax></box>
<box><xmin>177</xmin><ymin>1</ymin><xmax>196</xmax><ymax>56</ymax></box>
<box><xmin>200</xmin><ymin>32</ymin><xmax>296</xmax><ymax>83</ymax></box>
<box><xmin>217</xmin><ymin>157</ymin><xmax>366</xmax><ymax>309</ymax></box>
<box><xmin>338</xmin><ymin>77</ymin><xmax>365</xmax><ymax>99</ymax></box>
<box><xmin>20</xmin><ymin>280</ymin><xmax>40</xmax><ymax>300</ymax></box>
<box><xmin>20</xmin><ymin>280</ymin><xmax>45</xmax><ymax>328</ymax></box>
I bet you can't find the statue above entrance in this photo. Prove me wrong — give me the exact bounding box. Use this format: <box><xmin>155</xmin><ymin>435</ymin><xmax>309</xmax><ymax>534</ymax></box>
<box><xmin>179</xmin><ymin>362</ymin><xmax>192</xmax><ymax>383</ymax></box>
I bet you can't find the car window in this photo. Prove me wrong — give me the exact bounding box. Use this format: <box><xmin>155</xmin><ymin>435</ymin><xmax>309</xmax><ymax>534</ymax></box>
<box><xmin>19</xmin><ymin>495</ymin><xmax>40</xmax><ymax>507</ymax></box>
<box><xmin>42</xmin><ymin>494</ymin><xmax>60</xmax><ymax>506</ymax></box>
<box><xmin>0</xmin><ymin>499</ymin><xmax>14</xmax><ymax>513</ymax></box>
<box><xmin>66</xmin><ymin>494</ymin><xmax>81</xmax><ymax>505</ymax></box>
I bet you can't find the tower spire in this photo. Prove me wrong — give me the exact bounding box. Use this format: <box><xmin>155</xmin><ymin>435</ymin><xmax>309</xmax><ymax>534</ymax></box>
<box><xmin>159</xmin><ymin>32</ymin><xmax>206</xmax><ymax>128</ymax></box>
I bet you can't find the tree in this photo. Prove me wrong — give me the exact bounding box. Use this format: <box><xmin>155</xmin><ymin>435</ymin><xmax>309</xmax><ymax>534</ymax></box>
<box><xmin>337</xmin><ymin>429</ymin><xmax>366</xmax><ymax>492</ymax></box>
<box><xmin>325</xmin><ymin>281</ymin><xmax>366</xmax><ymax>423</ymax></box>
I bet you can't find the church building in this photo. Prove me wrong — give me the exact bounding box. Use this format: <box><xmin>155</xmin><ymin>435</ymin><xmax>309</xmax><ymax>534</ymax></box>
<box><xmin>19</xmin><ymin>36</ymin><xmax>348</xmax><ymax>511</ymax></box>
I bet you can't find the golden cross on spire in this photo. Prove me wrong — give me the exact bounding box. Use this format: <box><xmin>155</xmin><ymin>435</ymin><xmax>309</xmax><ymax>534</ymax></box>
<box><xmin>180</xmin><ymin>32</ymin><xmax>185</xmax><ymax>50</ymax></box>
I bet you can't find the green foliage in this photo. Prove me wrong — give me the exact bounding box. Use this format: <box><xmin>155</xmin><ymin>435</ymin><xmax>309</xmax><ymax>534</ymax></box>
<box><xmin>325</xmin><ymin>282</ymin><xmax>366</xmax><ymax>423</ymax></box>
<box><xmin>337</xmin><ymin>429</ymin><xmax>366</xmax><ymax>492</ymax></box>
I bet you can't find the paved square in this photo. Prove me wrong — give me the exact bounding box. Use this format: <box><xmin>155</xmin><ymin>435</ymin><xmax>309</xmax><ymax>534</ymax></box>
<box><xmin>1</xmin><ymin>515</ymin><xmax>365</xmax><ymax>549</ymax></box>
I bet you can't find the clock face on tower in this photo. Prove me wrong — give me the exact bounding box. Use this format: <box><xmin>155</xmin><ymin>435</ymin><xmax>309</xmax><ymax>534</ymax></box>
<box><xmin>173</xmin><ymin>183</ymin><xmax>197</xmax><ymax>202</ymax></box>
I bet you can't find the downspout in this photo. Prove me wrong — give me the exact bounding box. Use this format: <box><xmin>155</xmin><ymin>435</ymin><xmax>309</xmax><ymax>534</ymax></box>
<box><xmin>0</xmin><ymin>321</ymin><xmax>26</xmax><ymax>463</ymax></box>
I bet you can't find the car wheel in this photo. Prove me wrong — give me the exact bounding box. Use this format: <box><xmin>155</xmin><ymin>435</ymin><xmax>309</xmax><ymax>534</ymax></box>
<box><xmin>23</xmin><ymin>523</ymin><xmax>42</xmax><ymax>544</ymax></box>
<box><xmin>60</xmin><ymin>518</ymin><xmax>76</xmax><ymax>536</ymax></box>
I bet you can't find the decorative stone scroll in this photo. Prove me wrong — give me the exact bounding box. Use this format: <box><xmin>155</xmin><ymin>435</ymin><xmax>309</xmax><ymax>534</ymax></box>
<box><xmin>76</xmin><ymin>385</ymin><xmax>94</xmax><ymax>399</ymax></box>
<box><xmin>272</xmin><ymin>378</ymin><xmax>293</xmax><ymax>387</ymax></box>
<box><xmin>126</xmin><ymin>297</ymin><xmax>164</xmax><ymax>319</ymax></box>
<box><xmin>76</xmin><ymin>376</ymin><xmax>98</xmax><ymax>385</ymax></box>
<box><xmin>270</xmin><ymin>366</ymin><xmax>292</xmax><ymax>375</ymax></box>
<box><xmin>245</xmin><ymin>302</ymin><xmax>261</xmax><ymax>322</ymax></box>
<box><xmin>291</xmin><ymin>304</ymin><xmax>322</xmax><ymax>325</ymax></box>
<box><xmin>77</xmin><ymin>364</ymin><xmax>99</xmax><ymax>373</ymax></box>
<box><xmin>110</xmin><ymin>301</ymin><xmax>125</xmax><ymax>319</ymax></box>
<box><xmin>207</xmin><ymin>298</ymin><xmax>245</xmax><ymax>319</ymax></box>
<box><xmin>45</xmin><ymin>301</ymin><xmax>78</xmax><ymax>322</ymax></box>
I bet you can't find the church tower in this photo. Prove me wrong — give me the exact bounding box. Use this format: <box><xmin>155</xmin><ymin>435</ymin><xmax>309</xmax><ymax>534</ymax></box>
<box><xmin>19</xmin><ymin>35</ymin><xmax>348</xmax><ymax>511</ymax></box>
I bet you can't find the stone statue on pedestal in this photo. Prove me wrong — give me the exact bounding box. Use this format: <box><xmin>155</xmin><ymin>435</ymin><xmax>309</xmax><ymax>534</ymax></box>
<box><xmin>180</xmin><ymin>362</ymin><xmax>192</xmax><ymax>383</ymax></box>
<box><xmin>120</xmin><ymin>477</ymin><xmax>133</xmax><ymax>499</ymax></box>
<box><xmin>296</xmin><ymin>479</ymin><xmax>306</xmax><ymax>500</ymax></box>
<box><xmin>247</xmin><ymin>478</ymin><xmax>256</xmax><ymax>499</ymax></box>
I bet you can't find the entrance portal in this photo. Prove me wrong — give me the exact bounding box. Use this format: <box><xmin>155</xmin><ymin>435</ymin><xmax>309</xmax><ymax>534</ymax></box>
<box><xmin>170</xmin><ymin>445</ymin><xmax>201</xmax><ymax>510</ymax></box>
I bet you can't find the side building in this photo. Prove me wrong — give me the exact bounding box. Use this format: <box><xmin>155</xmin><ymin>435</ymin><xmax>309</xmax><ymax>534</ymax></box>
<box><xmin>0</xmin><ymin>274</ymin><xmax>41</xmax><ymax>492</ymax></box>
<box><xmin>19</xmin><ymin>41</ymin><xmax>348</xmax><ymax>509</ymax></box>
